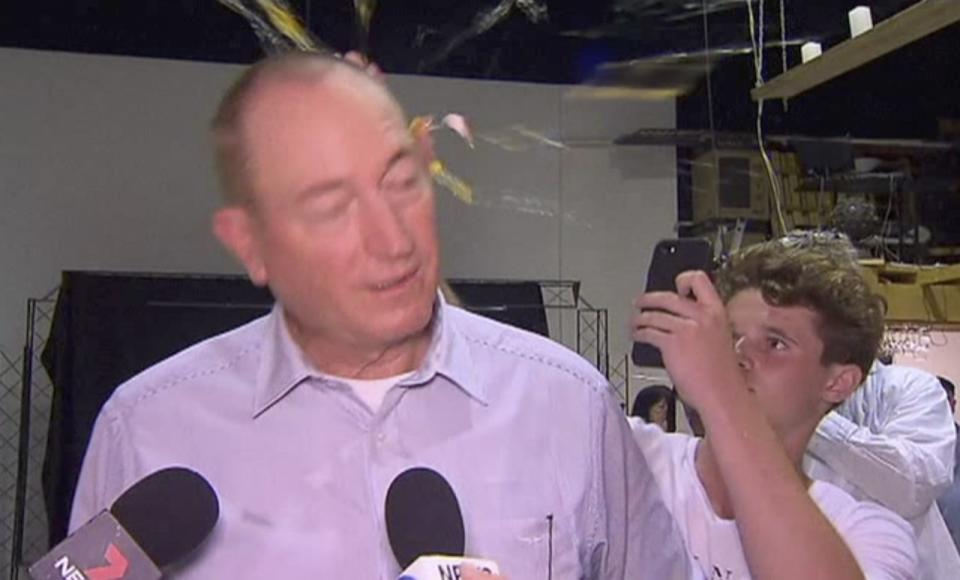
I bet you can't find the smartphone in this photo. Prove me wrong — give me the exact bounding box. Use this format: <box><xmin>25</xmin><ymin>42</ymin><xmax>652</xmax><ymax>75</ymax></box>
<box><xmin>631</xmin><ymin>239</ymin><xmax>714</xmax><ymax>368</ymax></box>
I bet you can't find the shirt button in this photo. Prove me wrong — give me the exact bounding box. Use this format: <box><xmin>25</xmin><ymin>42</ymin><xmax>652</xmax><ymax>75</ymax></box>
<box><xmin>376</xmin><ymin>432</ymin><xmax>386</xmax><ymax>444</ymax></box>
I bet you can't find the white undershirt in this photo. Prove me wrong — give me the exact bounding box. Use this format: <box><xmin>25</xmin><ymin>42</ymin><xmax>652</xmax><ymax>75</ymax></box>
<box><xmin>339</xmin><ymin>372</ymin><xmax>415</xmax><ymax>413</ymax></box>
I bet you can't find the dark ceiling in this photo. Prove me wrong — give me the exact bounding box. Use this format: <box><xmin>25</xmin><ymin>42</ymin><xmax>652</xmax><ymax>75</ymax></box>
<box><xmin>1</xmin><ymin>1</ymin><xmax>958</xmax><ymax>138</ymax></box>
<box><xmin>0</xmin><ymin>1</ymin><xmax>926</xmax><ymax>80</ymax></box>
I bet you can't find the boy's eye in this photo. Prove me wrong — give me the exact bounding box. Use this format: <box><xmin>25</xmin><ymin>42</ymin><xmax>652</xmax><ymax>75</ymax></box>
<box><xmin>768</xmin><ymin>337</ymin><xmax>787</xmax><ymax>351</ymax></box>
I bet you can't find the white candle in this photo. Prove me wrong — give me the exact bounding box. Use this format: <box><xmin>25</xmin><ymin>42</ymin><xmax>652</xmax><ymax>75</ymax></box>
<box><xmin>849</xmin><ymin>6</ymin><xmax>874</xmax><ymax>38</ymax></box>
<box><xmin>801</xmin><ymin>42</ymin><xmax>823</xmax><ymax>63</ymax></box>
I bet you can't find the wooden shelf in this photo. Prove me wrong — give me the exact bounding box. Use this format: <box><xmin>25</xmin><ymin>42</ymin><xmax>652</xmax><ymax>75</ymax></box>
<box><xmin>752</xmin><ymin>0</ymin><xmax>960</xmax><ymax>101</ymax></box>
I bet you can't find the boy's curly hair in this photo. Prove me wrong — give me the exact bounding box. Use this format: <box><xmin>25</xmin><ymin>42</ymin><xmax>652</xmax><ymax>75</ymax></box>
<box><xmin>715</xmin><ymin>234</ymin><xmax>884</xmax><ymax>377</ymax></box>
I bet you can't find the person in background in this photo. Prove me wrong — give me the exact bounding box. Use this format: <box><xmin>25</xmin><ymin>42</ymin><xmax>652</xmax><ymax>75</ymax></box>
<box><xmin>936</xmin><ymin>375</ymin><xmax>960</xmax><ymax>554</ymax></box>
<box><xmin>805</xmin><ymin>362</ymin><xmax>960</xmax><ymax>579</ymax></box>
<box><xmin>631</xmin><ymin>237</ymin><xmax>918</xmax><ymax>579</ymax></box>
<box><xmin>631</xmin><ymin>384</ymin><xmax>674</xmax><ymax>431</ymax></box>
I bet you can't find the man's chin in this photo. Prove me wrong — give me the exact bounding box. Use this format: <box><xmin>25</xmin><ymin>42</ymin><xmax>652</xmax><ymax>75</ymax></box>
<box><xmin>375</xmin><ymin>302</ymin><xmax>435</xmax><ymax>341</ymax></box>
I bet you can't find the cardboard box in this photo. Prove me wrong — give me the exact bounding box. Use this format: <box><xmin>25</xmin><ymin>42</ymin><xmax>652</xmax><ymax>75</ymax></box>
<box><xmin>860</xmin><ymin>261</ymin><xmax>960</xmax><ymax>322</ymax></box>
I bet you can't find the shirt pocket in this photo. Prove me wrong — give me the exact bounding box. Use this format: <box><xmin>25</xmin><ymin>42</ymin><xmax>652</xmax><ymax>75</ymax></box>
<box><xmin>469</xmin><ymin>516</ymin><xmax>578</xmax><ymax>580</ymax></box>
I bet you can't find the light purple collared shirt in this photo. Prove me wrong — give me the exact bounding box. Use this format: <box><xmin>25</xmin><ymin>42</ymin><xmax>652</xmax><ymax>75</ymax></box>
<box><xmin>70</xmin><ymin>298</ymin><xmax>690</xmax><ymax>579</ymax></box>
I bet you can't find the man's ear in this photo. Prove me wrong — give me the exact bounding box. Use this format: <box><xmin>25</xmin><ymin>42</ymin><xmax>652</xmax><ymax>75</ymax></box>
<box><xmin>822</xmin><ymin>364</ymin><xmax>864</xmax><ymax>405</ymax></box>
<box><xmin>212</xmin><ymin>206</ymin><xmax>268</xmax><ymax>287</ymax></box>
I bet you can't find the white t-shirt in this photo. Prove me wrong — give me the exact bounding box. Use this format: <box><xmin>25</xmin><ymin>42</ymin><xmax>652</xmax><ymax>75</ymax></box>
<box><xmin>339</xmin><ymin>372</ymin><xmax>414</xmax><ymax>413</ymax></box>
<box><xmin>629</xmin><ymin>419</ymin><xmax>919</xmax><ymax>580</ymax></box>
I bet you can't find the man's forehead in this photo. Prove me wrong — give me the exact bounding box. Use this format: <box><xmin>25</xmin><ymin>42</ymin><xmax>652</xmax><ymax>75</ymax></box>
<box><xmin>244</xmin><ymin>68</ymin><xmax>407</xmax><ymax>132</ymax></box>
<box><xmin>237</xmin><ymin>71</ymin><xmax>416</xmax><ymax>197</ymax></box>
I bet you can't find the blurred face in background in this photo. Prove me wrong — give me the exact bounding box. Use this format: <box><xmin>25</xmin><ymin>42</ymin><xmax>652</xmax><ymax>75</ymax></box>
<box><xmin>649</xmin><ymin>398</ymin><xmax>669</xmax><ymax>430</ymax></box>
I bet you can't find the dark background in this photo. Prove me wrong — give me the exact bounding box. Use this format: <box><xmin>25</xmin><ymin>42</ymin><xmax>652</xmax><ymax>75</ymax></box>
<box><xmin>2</xmin><ymin>1</ymin><xmax>957</xmax><ymax>139</ymax></box>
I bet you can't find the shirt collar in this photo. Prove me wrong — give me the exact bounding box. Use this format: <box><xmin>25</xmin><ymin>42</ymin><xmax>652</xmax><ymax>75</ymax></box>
<box><xmin>251</xmin><ymin>293</ymin><xmax>484</xmax><ymax>418</ymax></box>
<box><xmin>252</xmin><ymin>303</ymin><xmax>316</xmax><ymax>417</ymax></box>
<box><xmin>407</xmin><ymin>292</ymin><xmax>484</xmax><ymax>403</ymax></box>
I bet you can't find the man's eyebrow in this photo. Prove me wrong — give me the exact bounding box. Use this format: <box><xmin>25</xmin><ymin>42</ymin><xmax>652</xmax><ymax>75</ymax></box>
<box><xmin>381</xmin><ymin>147</ymin><xmax>418</xmax><ymax>174</ymax></box>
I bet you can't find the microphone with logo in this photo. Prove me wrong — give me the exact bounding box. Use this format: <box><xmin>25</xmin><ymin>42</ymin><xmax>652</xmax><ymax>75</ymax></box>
<box><xmin>385</xmin><ymin>467</ymin><xmax>499</xmax><ymax>579</ymax></box>
<box><xmin>29</xmin><ymin>467</ymin><xmax>219</xmax><ymax>580</ymax></box>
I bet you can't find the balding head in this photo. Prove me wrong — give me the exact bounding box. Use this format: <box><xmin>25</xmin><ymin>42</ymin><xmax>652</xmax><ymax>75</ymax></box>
<box><xmin>211</xmin><ymin>51</ymin><xmax>405</xmax><ymax>206</ymax></box>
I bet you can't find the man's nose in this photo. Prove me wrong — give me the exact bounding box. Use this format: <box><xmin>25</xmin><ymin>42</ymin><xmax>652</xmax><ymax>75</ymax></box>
<box><xmin>361</xmin><ymin>194</ymin><xmax>415</xmax><ymax>259</ymax></box>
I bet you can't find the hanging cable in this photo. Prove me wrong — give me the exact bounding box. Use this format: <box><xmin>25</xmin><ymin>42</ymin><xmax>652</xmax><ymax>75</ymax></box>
<box><xmin>701</xmin><ymin>0</ymin><xmax>717</xmax><ymax>146</ymax></box>
<box><xmin>779</xmin><ymin>0</ymin><xmax>788</xmax><ymax>111</ymax></box>
<box><xmin>745</xmin><ymin>0</ymin><xmax>787</xmax><ymax>234</ymax></box>
<box><xmin>702</xmin><ymin>0</ymin><xmax>720</xmax><ymax>229</ymax></box>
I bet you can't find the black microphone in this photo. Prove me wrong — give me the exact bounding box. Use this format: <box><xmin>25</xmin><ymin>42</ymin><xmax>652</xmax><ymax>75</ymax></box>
<box><xmin>29</xmin><ymin>467</ymin><xmax>219</xmax><ymax>580</ymax></box>
<box><xmin>385</xmin><ymin>467</ymin><xmax>499</xmax><ymax>579</ymax></box>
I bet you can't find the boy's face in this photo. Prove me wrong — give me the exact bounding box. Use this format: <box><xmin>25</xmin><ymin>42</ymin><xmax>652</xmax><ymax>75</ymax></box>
<box><xmin>726</xmin><ymin>289</ymin><xmax>850</xmax><ymax>436</ymax></box>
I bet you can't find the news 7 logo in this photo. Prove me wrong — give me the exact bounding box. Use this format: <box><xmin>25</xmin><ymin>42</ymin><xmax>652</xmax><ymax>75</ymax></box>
<box><xmin>54</xmin><ymin>543</ymin><xmax>129</xmax><ymax>580</ymax></box>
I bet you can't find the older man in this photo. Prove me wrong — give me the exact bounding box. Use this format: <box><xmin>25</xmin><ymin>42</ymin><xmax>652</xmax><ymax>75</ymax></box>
<box><xmin>69</xmin><ymin>52</ymin><xmax>688</xmax><ymax>579</ymax></box>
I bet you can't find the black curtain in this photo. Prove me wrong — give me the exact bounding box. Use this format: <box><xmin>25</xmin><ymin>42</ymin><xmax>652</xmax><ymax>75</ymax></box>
<box><xmin>40</xmin><ymin>272</ymin><xmax>274</xmax><ymax>544</ymax></box>
<box><xmin>447</xmin><ymin>280</ymin><xmax>548</xmax><ymax>337</ymax></box>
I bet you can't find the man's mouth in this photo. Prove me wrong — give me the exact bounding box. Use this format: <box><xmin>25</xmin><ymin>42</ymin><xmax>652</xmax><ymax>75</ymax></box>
<box><xmin>372</xmin><ymin>267</ymin><xmax>418</xmax><ymax>292</ymax></box>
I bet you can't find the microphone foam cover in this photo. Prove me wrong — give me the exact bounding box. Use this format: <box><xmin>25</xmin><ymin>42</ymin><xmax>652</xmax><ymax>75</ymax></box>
<box><xmin>385</xmin><ymin>467</ymin><xmax>466</xmax><ymax>569</ymax></box>
<box><xmin>109</xmin><ymin>466</ymin><xmax>219</xmax><ymax>567</ymax></box>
